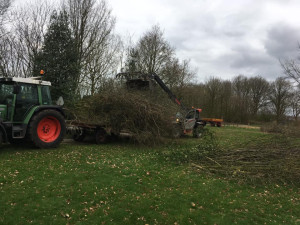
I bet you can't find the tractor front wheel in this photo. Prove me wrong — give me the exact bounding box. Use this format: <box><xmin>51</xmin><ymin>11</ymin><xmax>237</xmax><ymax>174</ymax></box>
<box><xmin>28</xmin><ymin>110</ymin><xmax>65</xmax><ymax>148</ymax></box>
<box><xmin>172</xmin><ymin>124</ymin><xmax>182</xmax><ymax>138</ymax></box>
<box><xmin>0</xmin><ymin>130</ymin><xmax>3</xmax><ymax>147</ymax></box>
<box><xmin>193</xmin><ymin>125</ymin><xmax>204</xmax><ymax>138</ymax></box>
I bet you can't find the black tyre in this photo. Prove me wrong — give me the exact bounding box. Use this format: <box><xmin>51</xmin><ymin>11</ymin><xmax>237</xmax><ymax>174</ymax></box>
<box><xmin>8</xmin><ymin>136</ymin><xmax>24</xmax><ymax>145</ymax></box>
<box><xmin>28</xmin><ymin>110</ymin><xmax>66</xmax><ymax>148</ymax></box>
<box><xmin>193</xmin><ymin>125</ymin><xmax>204</xmax><ymax>138</ymax></box>
<box><xmin>73</xmin><ymin>132</ymin><xmax>86</xmax><ymax>142</ymax></box>
<box><xmin>95</xmin><ymin>128</ymin><xmax>108</xmax><ymax>144</ymax></box>
<box><xmin>0</xmin><ymin>130</ymin><xmax>3</xmax><ymax>147</ymax></box>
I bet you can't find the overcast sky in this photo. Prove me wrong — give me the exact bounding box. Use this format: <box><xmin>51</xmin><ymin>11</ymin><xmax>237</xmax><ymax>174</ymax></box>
<box><xmin>13</xmin><ymin>0</ymin><xmax>300</xmax><ymax>82</ymax></box>
<box><xmin>108</xmin><ymin>0</ymin><xmax>300</xmax><ymax>82</ymax></box>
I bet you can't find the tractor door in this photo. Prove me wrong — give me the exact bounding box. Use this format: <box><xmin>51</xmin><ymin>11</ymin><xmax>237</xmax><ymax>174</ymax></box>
<box><xmin>0</xmin><ymin>83</ymin><xmax>14</xmax><ymax>121</ymax></box>
<box><xmin>184</xmin><ymin>110</ymin><xmax>197</xmax><ymax>131</ymax></box>
<box><xmin>14</xmin><ymin>84</ymin><xmax>39</xmax><ymax>122</ymax></box>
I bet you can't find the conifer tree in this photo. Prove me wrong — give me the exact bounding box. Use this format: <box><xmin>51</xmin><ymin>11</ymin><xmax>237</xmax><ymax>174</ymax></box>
<box><xmin>34</xmin><ymin>10</ymin><xmax>79</xmax><ymax>104</ymax></box>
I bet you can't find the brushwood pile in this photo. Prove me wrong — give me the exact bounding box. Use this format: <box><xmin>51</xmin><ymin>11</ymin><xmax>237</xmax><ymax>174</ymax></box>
<box><xmin>73</xmin><ymin>90</ymin><xmax>177</xmax><ymax>145</ymax></box>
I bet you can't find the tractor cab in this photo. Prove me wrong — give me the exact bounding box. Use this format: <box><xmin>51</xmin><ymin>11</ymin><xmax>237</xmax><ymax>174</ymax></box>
<box><xmin>0</xmin><ymin>77</ymin><xmax>52</xmax><ymax>123</ymax></box>
<box><xmin>173</xmin><ymin>108</ymin><xmax>206</xmax><ymax>138</ymax></box>
<box><xmin>183</xmin><ymin>108</ymin><xmax>203</xmax><ymax>129</ymax></box>
<box><xmin>0</xmin><ymin>77</ymin><xmax>65</xmax><ymax>148</ymax></box>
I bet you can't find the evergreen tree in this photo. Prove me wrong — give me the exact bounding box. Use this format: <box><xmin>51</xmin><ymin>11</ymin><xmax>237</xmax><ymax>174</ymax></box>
<box><xmin>34</xmin><ymin>10</ymin><xmax>79</xmax><ymax>104</ymax></box>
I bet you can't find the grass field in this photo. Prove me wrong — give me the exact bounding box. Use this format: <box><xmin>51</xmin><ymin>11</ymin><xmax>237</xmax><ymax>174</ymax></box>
<box><xmin>0</xmin><ymin>127</ymin><xmax>299</xmax><ymax>224</ymax></box>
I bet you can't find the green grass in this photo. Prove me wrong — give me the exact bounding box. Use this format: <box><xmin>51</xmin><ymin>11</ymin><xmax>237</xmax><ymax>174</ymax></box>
<box><xmin>0</xmin><ymin>127</ymin><xmax>299</xmax><ymax>224</ymax></box>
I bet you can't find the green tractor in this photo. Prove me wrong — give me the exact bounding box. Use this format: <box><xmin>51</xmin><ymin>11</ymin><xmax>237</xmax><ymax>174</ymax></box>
<box><xmin>0</xmin><ymin>77</ymin><xmax>66</xmax><ymax>148</ymax></box>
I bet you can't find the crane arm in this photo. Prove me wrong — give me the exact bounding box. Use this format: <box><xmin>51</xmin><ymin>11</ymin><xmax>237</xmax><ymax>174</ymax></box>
<box><xmin>150</xmin><ymin>73</ymin><xmax>187</xmax><ymax>111</ymax></box>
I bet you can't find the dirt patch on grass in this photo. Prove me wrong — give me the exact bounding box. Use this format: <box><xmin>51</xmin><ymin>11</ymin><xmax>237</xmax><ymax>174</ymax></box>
<box><xmin>224</xmin><ymin>124</ymin><xmax>260</xmax><ymax>129</ymax></box>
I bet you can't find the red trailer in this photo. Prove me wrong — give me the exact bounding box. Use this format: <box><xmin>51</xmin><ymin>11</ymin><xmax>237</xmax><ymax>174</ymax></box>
<box><xmin>202</xmin><ymin>118</ymin><xmax>223</xmax><ymax>127</ymax></box>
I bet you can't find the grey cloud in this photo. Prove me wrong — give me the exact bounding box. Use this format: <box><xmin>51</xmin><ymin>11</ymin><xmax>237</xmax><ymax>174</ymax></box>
<box><xmin>230</xmin><ymin>46</ymin><xmax>272</xmax><ymax>68</ymax></box>
<box><xmin>111</xmin><ymin>0</ymin><xmax>300</xmax><ymax>81</ymax></box>
<box><xmin>265</xmin><ymin>23</ymin><xmax>300</xmax><ymax>59</ymax></box>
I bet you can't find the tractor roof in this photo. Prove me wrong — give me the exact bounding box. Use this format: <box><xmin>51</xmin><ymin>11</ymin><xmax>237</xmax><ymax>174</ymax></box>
<box><xmin>0</xmin><ymin>77</ymin><xmax>51</xmax><ymax>86</ymax></box>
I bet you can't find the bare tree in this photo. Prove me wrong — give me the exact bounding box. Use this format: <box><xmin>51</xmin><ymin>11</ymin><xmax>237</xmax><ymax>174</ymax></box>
<box><xmin>281</xmin><ymin>59</ymin><xmax>300</xmax><ymax>85</ymax></box>
<box><xmin>269</xmin><ymin>77</ymin><xmax>292</xmax><ymax>123</ymax></box>
<box><xmin>290</xmin><ymin>87</ymin><xmax>300</xmax><ymax>121</ymax></box>
<box><xmin>3</xmin><ymin>1</ymin><xmax>53</xmax><ymax>77</ymax></box>
<box><xmin>248</xmin><ymin>76</ymin><xmax>269</xmax><ymax>116</ymax></box>
<box><xmin>65</xmin><ymin>0</ymin><xmax>117</xmax><ymax>94</ymax></box>
<box><xmin>81</xmin><ymin>34</ymin><xmax>121</xmax><ymax>95</ymax></box>
<box><xmin>135</xmin><ymin>25</ymin><xmax>174</xmax><ymax>75</ymax></box>
<box><xmin>0</xmin><ymin>0</ymin><xmax>13</xmax><ymax>77</ymax></box>
<box><xmin>160</xmin><ymin>58</ymin><xmax>195</xmax><ymax>90</ymax></box>
<box><xmin>219</xmin><ymin>80</ymin><xmax>233</xmax><ymax>120</ymax></box>
<box><xmin>232</xmin><ymin>75</ymin><xmax>250</xmax><ymax>123</ymax></box>
<box><xmin>0</xmin><ymin>36</ymin><xmax>23</xmax><ymax>77</ymax></box>
<box><xmin>204</xmin><ymin>77</ymin><xmax>222</xmax><ymax>117</ymax></box>
<box><xmin>0</xmin><ymin>0</ymin><xmax>10</xmax><ymax>28</ymax></box>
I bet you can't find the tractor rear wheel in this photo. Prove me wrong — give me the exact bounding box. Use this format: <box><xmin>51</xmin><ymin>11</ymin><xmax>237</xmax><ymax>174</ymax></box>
<box><xmin>0</xmin><ymin>130</ymin><xmax>3</xmax><ymax>147</ymax></box>
<box><xmin>28</xmin><ymin>110</ymin><xmax>65</xmax><ymax>148</ymax></box>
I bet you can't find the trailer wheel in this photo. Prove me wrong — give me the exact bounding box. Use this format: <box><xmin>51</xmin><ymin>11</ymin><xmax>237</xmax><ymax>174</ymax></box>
<box><xmin>193</xmin><ymin>125</ymin><xmax>204</xmax><ymax>138</ymax></box>
<box><xmin>73</xmin><ymin>132</ymin><xmax>86</xmax><ymax>142</ymax></box>
<box><xmin>95</xmin><ymin>128</ymin><xmax>107</xmax><ymax>144</ymax></box>
<box><xmin>28</xmin><ymin>110</ymin><xmax>65</xmax><ymax>148</ymax></box>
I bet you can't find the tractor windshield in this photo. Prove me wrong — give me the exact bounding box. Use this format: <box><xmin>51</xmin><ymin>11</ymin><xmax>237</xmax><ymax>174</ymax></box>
<box><xmin>0</xmin><ymin>83</ymin><xmax>14</xmax><ymax>104</ymax></box>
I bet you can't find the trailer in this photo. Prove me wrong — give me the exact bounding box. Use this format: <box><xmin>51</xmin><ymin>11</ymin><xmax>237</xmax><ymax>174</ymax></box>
<box><xmin>66</xmin><ymin>120</ymin><xmax>119</xmax><ymax>144</ymax></box>
<box><xmin>202</xmin><ymin>118</ymin><xmax>223</xmax><ymax>127</ymax></box>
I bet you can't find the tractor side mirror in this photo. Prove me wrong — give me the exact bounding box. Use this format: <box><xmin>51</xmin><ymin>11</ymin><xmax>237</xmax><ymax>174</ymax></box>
<box><xmin>56</xmin><ymin>96</ymin><xmax>64</xmax><ymax>106</ymax></box>
<box><xmin>13</xmin><ymin>84</ymin><xmax>21</xmax><ymax>94</ymax></box>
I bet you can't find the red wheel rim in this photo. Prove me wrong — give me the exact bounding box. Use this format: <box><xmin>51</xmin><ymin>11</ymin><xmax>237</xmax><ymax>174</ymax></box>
<box><xmin>37</xmin><ymin>116</ymin><xmax>61</xmax><ymax>143</ymax></box>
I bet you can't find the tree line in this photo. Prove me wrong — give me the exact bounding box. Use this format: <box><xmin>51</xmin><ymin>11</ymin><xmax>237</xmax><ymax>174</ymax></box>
<box><xmin>0</xmin><ymin>0</ymin><xmax>300</xmax><ymax>123</ymax></box>
<box><xmin>181</xmin><ymin>75</ymin><xmax>300</xmax><ymax>123</ymax></box>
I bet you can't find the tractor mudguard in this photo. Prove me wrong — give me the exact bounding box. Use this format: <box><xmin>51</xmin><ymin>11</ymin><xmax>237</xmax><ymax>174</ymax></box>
<box><xmin>34</xmin><ymin>105</ymin><xmax>65</xmax><ymax>117</ymax></box>
<box><xmin>23</xmin><ymin>105</ymin><xmax>65</xmax><ymax>125</ymax></box>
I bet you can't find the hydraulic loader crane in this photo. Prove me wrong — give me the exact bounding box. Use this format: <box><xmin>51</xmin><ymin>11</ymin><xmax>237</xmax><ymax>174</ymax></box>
<box><xmin>116</xmin><ymin>72</ymin><xmax>206</xmax><ymax>138</ymax></box>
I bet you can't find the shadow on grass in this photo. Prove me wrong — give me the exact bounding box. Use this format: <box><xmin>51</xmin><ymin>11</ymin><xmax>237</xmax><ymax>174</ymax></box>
<box><xmin>0</xmin><ymin>142</ymin><xmax>39</xmax><ymax>153</ymax></box>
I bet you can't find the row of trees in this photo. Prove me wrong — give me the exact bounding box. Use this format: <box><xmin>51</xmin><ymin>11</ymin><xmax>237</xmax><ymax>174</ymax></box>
<box><xmin>180</xmin><ymin>75</ymin><xmax>299</xmax><ymax>123</ymax></box>
<box><xmin>1</xmin><ymin>0</ymin><xmax>300</xmax><ymax>123</ymax></box>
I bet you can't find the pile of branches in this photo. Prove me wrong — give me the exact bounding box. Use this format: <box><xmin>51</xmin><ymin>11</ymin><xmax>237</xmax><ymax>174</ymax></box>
<box><xmin>193</xmin><ymin>135</ymin><xmax>300</xmax><ymax>185</ymax></box>
<box><xmin>162</xmin><ymin>130</ymin><xmax>300</xmax><ymax>184</ymax></box>
<box><xmin>194</xmin><ymin>148</ymin><xmax>300</xmax><ymax>185</ymax></box>
<box><xmin>261</xmin><ymin>122</ymin><xmax>300</xmax><ymax>138</ymax></box>
<box><xmin>72</xmin><ymin>90</ymin><xmax>177</xmax><ymax>145</ymax></box>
